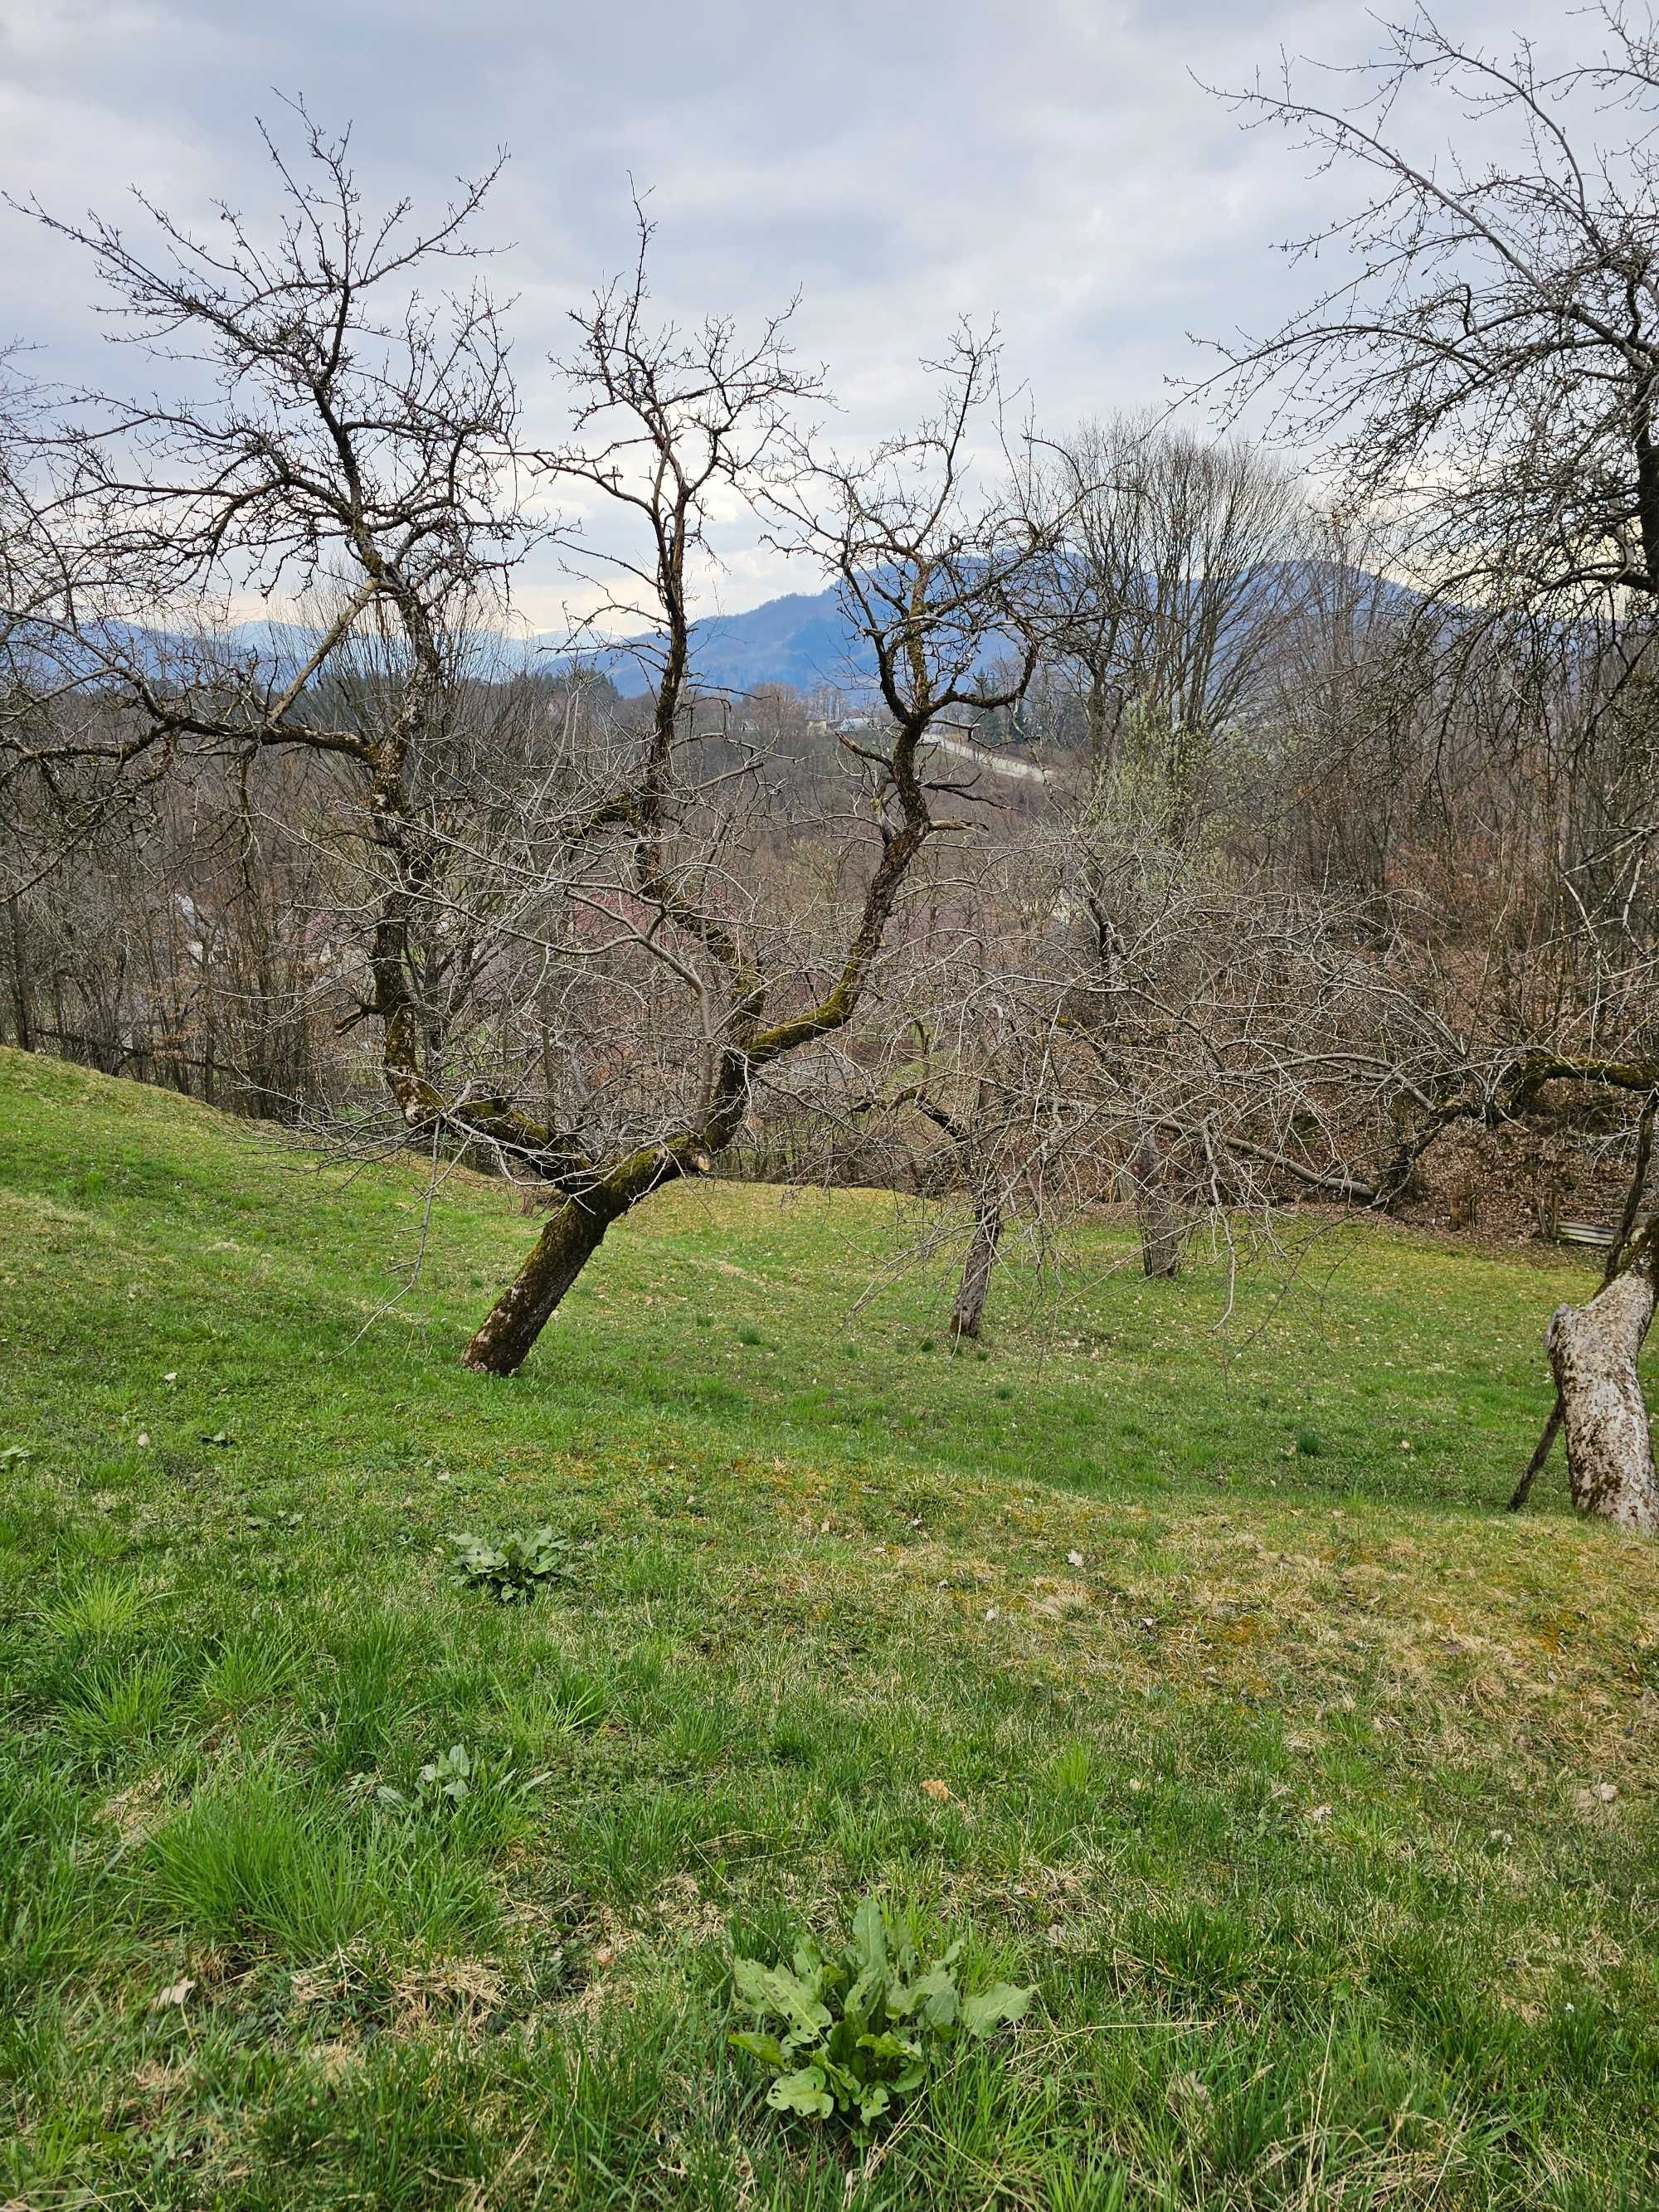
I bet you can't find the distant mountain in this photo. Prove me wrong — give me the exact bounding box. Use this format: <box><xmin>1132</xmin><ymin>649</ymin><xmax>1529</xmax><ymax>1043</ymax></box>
<box><xmin>193</xmin><ymin>584</ymin><xmax>869</xmax><ymax>699</ymax></box>
<box><xmin>221</xmin><ymin>562</ymin><xmax>1419</xmax><ymax>699</ymax></box>
<box><xmin>522</xmin><ymin>582</ymin><xmax>871</xmax><ymax>698</ymax></box>
<box><xmin>19</xmin><ymin>561</ymin><xmax>1419</xmax><ymax>701</ymax></box>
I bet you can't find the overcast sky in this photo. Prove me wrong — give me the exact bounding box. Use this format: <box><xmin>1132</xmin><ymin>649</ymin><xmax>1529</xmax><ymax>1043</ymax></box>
<box><xmin>0</xmin><ymin>0</ymin><xmax>1580</xmax><ymax>629</ymax></box>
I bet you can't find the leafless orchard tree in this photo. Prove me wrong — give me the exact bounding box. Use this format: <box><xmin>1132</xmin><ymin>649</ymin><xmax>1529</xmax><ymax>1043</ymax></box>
<box><xmin>846</xmin><ymin>790</ymin><xmax>1457</xmax><ymax>1347</ymax></box>
<box><xmin>1205</xmin><ymin>6</ymin><xmax>1659</xmax><ymax>612</ymax></box>
<box><xmin>1012</xmin><ymin>417</ymin><xmax>1317</xmax><ymax>1276</ymax></box>
<box><xmin>1194</xmin><ymin>6</ymin><xmax>1659</xmax><ymax>1527</ymax></box>
<box><xmin>1</xmin><ymin>112</ymin><xmax>567</xmax><ymax>1145</ymax></box>
<box><xmin>849</xmin><ymin>882</ymin><xmax>1096</xmax><ymax>1344</ymax></box>
<box><xmin>1048</xmin><ymin>827</ymin><xmax>1390</xmax><ymax>1208</ymax></box>
<box><xmin>452</xmin><ymin>303</ymin><xmax>1072</xmax><ymax>1374</ymax></box>
<box><xmin>435</xmin><ymin>216</ymin><xmax>842</xmax><ymax>1372</ymax></box>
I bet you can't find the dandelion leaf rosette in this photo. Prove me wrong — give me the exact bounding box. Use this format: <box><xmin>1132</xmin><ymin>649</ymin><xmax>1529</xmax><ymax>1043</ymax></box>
<box><xmin>728</xmin><ymin>1897</ymin><xmax>1034</xmax><ymax>2134</ymax></box>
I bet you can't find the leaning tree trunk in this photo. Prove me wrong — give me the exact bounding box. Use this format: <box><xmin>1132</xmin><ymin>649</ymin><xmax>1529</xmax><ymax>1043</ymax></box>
<box><xmin>1546</xmin><ymin>1219</ymin><xmax>1659</xmax><ymax>1534</ymax></box>
<box><xmin>462</xmin><ymin>1187</ymin><xmax>626</xmax><ymax>1375</ymax></box>
<box><xmin>1131</xmin><ymin>1125</ymin><xmax>1182</xmax><ymax>1281</ymax></box>
<box><xmin>463</xmin><ymin>1137</ymin><xmax>684</xmax><ymax>1373</ymax></box>
<box><xmin>462</xmin><ymin>1136</ymin><xmax>709</xmax><ymax>1375</ymax></box>
<box><xmin>951</xmin><ymin>1198</ymin><xmax>1003</xmax><ymax>1344</ymax></box>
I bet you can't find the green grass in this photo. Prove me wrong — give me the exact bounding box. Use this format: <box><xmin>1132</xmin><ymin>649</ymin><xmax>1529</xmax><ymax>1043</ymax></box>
<box><xmin>0</xmin><ymin>1044</ymin><xmax>1656</xmax><ymax>2208</ymax></box>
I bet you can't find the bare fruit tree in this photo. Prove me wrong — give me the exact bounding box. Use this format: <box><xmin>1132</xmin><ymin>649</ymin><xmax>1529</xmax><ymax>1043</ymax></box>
<box><xmin>460</xmin><ymin>318</ymin><xmax>1068</xmax><ymax>1373</ymax></box>
<box><xmin>1</xmin><ymin>120</ymin><xmax>1075</xmax><ymax>1378</ymax></box>
<box><xmin>447</xmin><ymin>216</ymin><xmax>830</xmax><ymax>1372</ymax></box>
<box><xmin>1204</xmin><ymin>7</ymin><xmax>1659</xmax><ymax>613</ymax></box>
<box><xmin>2</xmin><ymin>114</ymin><xmax>570</xmax><ymax>1150</ymax></box>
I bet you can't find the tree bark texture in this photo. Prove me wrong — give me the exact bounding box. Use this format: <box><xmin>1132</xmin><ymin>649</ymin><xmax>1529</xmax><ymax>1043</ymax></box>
<box><xmin>951</xmin><ymin>1199</ymin><xmax>1003</xmax><ymax>1342</ymax></box>
<box><xmin>1511</xmin><ymin>1096</ymin><xmax>1656</xmax><ymax>1512</ymax></box>
<box><xmin>461</xmin><ymin>1189</ymin><xmax>624</xmax><ymax>1376</ymax></box>
<box><xmin>7</xmin><ymin>895</ymin><xmax>30</xmax><ymax>1053</ymax></box>
<box><xmin>460</xmin><ymin>1135</ymin><xmax>711</xmax><ymax>1374</ymax></box>
<box><xmin>1132</xmin><ymin>1125</ymin><xmax>1182</xmax><ymax>1280</ymax></box>
<box><xmin>1546</xmin><ymin>1221</ymin><xmax>1659</xmax><ymax>1533</ymax></box>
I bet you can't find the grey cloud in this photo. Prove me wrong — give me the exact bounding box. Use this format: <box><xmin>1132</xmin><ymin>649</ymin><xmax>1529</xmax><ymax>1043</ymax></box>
<box><xmin>0</xmin><ymin>0</ymin><xmax>1584</xmax><ymax>619</ymax></box>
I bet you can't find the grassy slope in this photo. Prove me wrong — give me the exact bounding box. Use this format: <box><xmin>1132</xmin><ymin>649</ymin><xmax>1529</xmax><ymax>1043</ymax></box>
<box><xmin>0</xmin><ymin>1044</ymin><xmax>1655</xmax><ymax>2210</ymax></box>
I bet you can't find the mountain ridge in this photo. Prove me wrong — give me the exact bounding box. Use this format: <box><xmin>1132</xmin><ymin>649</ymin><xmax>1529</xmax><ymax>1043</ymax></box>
<box><xmin>214</xmin><ymin>578</ymin><xmax>870</xmax><ymax>698</ymax></box>
<box><xmin>21</xmin><ymin>559</ymin><xmax>1412</xmax><ymax>701</ymax></box>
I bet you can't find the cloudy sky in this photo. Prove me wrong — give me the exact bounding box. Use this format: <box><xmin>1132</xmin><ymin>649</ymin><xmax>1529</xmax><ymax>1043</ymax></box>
<box><xmin>0</xmin><ymin>0</ymin><xmax>1580</xmax><ymax>629</ymax></box>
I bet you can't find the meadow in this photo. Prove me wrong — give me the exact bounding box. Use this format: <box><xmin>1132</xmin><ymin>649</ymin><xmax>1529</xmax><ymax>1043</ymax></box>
<box><xmin>1</xmin><ymin>1044</ymin><xmax>1655</xmax><ymax>2209</ymax></box>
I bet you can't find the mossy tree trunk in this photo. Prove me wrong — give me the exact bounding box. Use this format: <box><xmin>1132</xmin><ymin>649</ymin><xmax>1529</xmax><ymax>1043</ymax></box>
<box><xmin>461</xmin><ymin>1149</ymin><xmax>682</xmax><ymax>1376</ymax></box>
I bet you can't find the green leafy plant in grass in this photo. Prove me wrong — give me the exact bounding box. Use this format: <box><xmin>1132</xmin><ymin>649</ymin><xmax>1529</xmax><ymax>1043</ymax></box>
<box><xmin>446</xmin><ymin>1528</ymin><xmax>576</xmax><ymax>1602</ymax></box>
<box><xmin>730</xmin><ymin>1894</ymin><xmax>1034</xmax><ymax>2132</ymax></box>
<box><xmin>374</xmin><ymin>1743</ymin><xmax>472</xmax><ymax>1812</ymax></box>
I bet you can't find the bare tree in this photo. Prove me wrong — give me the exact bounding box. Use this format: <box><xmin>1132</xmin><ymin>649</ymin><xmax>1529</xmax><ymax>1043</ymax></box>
<box><xmin>1546</xmin><ymin>1223</ymin><xmax>1659</xmax><ymax>1529</ymax></box>
<box><xmin>455</xmin><ymin>304</ymin><xmax>1068</xmax><ymax>1371</ymax></box>
<box><xmin>2</xmin><ymin>112</ymin><xmax>575</xmax><ymax>1152</ymax></box>
<box><xmin>1029</xmin><ymin>418</ymin><xmax>1316</xmax><ymax>1276</ymax></box>
<box><xmin>452</xmin><ymin>220</ymin><xmax>830</xmax><ymax>1369</ymax></box>
<box><xmin>2</xmin><ymin>115</ymin><xmax>1078</xmax><ymax>1380</ymax></box>
<box><xmin>1204</xmin><ymin>7</ymin><xmax>1659</xmax><ymax>614</ymax></box>
<box><xmin>866</xmin><ymin>995</ymin><xmax>1074</xmax><ymax>1345</ymax></box>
